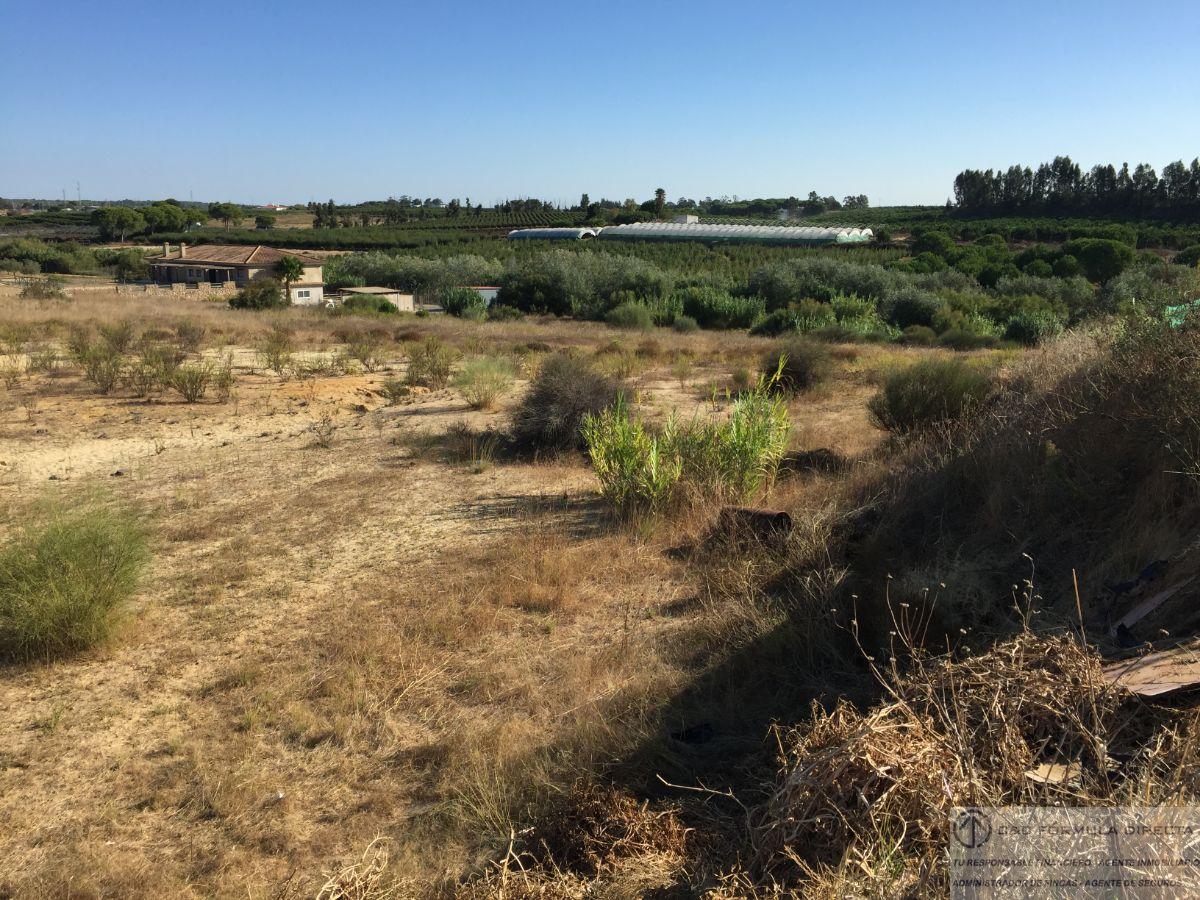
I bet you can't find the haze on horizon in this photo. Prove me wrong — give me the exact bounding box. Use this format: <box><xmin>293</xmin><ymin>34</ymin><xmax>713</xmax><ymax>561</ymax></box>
<box><xmin>1</xmin><ymin>0</ymin><xmax>1197</xmax><ymax>208</ymax></box>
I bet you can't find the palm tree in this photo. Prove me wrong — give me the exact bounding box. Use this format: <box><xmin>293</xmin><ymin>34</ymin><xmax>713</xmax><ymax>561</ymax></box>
<box><xmin>274</xmin><ymin>255</ymin><xmax>304</xmax><ymax>303</ymax></box>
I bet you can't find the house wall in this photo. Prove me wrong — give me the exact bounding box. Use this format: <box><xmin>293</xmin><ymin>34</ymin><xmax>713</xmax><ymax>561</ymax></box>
<box><xmin>290</xmin><ymin>285</ymin><xmax>325</xmax><ymax>306</ymax></box>
<box><xmin>153</xmin><ymin>262</ymin><xmax>324</xmax><ymax>289</ymax></box>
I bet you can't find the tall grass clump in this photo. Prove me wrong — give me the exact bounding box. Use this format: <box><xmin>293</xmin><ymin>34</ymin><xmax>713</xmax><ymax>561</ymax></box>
<box><xmin>672</xmin><ymin>375</ymin><xmax>791</xmax><ymax>502</ymax></box>
<box><xmin>508</xmin><ymin>353</ymin><xmax>624</xmax><ymax>453</ymax></box>
<box><xmin>0</xmin><ymin>503</ymin><xmax>146</xmax><ymax>661</ymax></box>
<box><xmin>453</xmin><ymin>355</ymin><xmax>517</xmax><ymax>409</ymax></box>
<box><xmin>867</xmin><ymin>358</ymin><xmax>992</xmax><ymax>433</ymax></box>
<box><xmin>581</xmin><ymin>396</ymin><xmax>681</xmax><ymax>515</ymax></box>
<box><xmin>583</xmin><ymin>372</ymin><xmax>790</xmax><ymax>516</ymax></box>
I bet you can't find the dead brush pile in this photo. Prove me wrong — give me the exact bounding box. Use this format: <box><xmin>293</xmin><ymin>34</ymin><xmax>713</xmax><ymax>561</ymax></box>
<box><xmin>751</xmin><ymin>629</ymin><xmax>1198</xmax><ymax>892</ymax></box>
<box><xmin>442</xmin><ymin>781</ymin><xmax>695</xmax><ymax>899</ymax></box>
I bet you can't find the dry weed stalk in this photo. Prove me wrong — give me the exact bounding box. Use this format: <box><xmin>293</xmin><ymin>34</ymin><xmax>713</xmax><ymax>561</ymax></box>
<box><xmin>316</xmin><ymin>838</ymin><xmax>396</xmax><ymax>900</ymax></box>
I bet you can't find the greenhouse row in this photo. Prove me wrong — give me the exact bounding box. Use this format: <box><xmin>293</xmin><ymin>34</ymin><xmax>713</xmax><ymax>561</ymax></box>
<box><xmin>506</xmin><ymin>223</ymin><xmax>874</xmax><ymax>245</ymax></box>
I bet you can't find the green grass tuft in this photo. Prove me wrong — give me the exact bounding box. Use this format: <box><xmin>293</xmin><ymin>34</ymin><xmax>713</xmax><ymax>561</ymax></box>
<box><xmin>0</xmin><ymin>503</ymin><xmax>147</xmax><ymax>662</ymax></box>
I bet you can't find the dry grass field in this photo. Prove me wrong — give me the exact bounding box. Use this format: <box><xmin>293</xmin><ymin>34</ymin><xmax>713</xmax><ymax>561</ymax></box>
<box><xmin>4</xmin><ymin>285</ymin><xmax>1198</xmax><ymax>897</ymax></box>
<box><xmin>0</xmin><ymin>286</ymin><xmax>948</xmax><ymax>897</ymax></box>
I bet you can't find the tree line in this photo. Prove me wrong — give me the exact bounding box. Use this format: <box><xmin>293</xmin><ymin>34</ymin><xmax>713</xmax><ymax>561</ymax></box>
<box><xmin>953</xmin><ymin>156</ymin><xmax>1200</xmax><ymax>217</ymax></box>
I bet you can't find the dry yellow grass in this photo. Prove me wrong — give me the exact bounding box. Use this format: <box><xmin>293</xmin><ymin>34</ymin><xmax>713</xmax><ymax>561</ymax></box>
<box><xmin>0</xmin><ymin>290</ymin><xmax>821</xmax><ymax>896</ymax></box>
<box><xmin>0</xmin><ymin>287</ymin><xmax>1008</xmax><ymax>895</ymax></box>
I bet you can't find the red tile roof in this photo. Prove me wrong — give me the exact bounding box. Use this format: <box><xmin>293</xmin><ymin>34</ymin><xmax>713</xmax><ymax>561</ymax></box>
<box><xmin>151</xmin><ymin>245</ymin><xmax>322</xmax><ymax>266</ymax></box>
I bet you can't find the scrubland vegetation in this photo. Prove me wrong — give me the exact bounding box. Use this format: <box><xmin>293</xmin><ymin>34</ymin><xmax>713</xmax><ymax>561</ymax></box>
<box><xmin>1</xmin><ymin>195</ymin><xmax>1200</xmax><ymax>897</ymax></box>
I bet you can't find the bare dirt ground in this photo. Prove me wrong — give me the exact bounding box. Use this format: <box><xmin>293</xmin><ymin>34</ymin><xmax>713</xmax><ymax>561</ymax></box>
<box><xmin>0</xmin><ymin>288</ymin><xmax>903</xmax><ymax>897</ymax></box>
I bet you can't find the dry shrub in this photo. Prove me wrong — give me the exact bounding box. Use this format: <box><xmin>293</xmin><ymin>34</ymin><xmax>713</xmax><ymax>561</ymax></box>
<box><xmin>449</xmin><ymin>782</ymin><xmax>692</xmax><ymax>899</ymax></box>
<box><xmin>761</xmin><ymin>336</ymin><xmax>831</xmax><ymax>394</ymax></box>
<box><xmin>509</xmin><ymin>352</ymin><xmax>623</xmax><ymax>454</ymax></box>
<box><xmin>406</xmin><ymin>337</ymin><xmax>456</xmax><ymax>389</ymax></box>
<box><xmin>530</xmin><ymin>780</ymin><xmax>692</xmax><ymax>877</ymax></box>
<box><xmin>751</xmin><ymin>629</ymin><xmax>1182</xmax><ymax>889</ymax></box>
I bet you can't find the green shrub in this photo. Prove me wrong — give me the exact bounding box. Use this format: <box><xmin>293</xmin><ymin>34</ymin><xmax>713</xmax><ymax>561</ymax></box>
<box><xmin>882</xmin><ymin>287</ymin><xmax>940</xmax><ymax>328</ymax></box>
<box><xmin>124</xmin><ymin>359</ymin><xmax>161</xmax><ymax>397</ymax></box>
<box><xmin>347</xmin><ymin>336</ymin><xmax>385</xmax><ymax>372</ymax></box>
<box><xmin>899</xmin><ymin>325</ymin><xmax>938</xmax><ymax>346</ymax></box>
<box><xmin>230</xmin><ymin>278</ymin><xmax>287</xmax><ymax>310</ymax></box>
<box><xmin>453</xmin><ymin>356</ymin><xmax>517</xmax><ymax>410</ymax></box>
<box><xmin>1061</xmin><ymin>238</ymin><xmax>1135</xmax><ymax>283</ymax></box>
<box><xmin>1053</xmin><ymin>254</ymin><xmax>1082</xmax><ymax>278</ymax></box>
<box><xmin>80</xmin><ymin>346</ymin><xmax>124</xmax><ymax>394</ymax></box>
<box><xmin>509</xmin><ymin>353</ymin><xmax>623</xmax><ymax>453</ymax></box>
<box><xmin>748</xmin><ymin>300</ymin><xmax>835</xmax><ymax>336</ymax></box>
<box><xmin>672</xmin><ymin>314</ymin><xmax>700</xmax><ymax>333</ymax></box>
<box><xmin>257</xmin><ymin>325</ymin><xmax>294</xmax><ymax>375</ymax></box>
<box><xmin>868</xmin><ymin>358</ymin><xmax>992</xmax><ymax>433</ymax></box>
<box><xmin>379</xmin><ymin>379</ymin><xmax>410</xmax><ymax>405</ymax></box>
<box><xmin>171</xmin><ymin>363</ymin><xmax>213</xmax><ymax>402</ymax></box>
<box><xmin>26</xmin><ymin>346</ymin><xmax>57</xmax><ymax>374</ymax></box>
<box><xmin>440</xmin><ymin>286</ymin><xmax>489</xmax><ymax>318</ymax></box>
<box><xmin>911</xmin><ymin>230</ymin><xmax>956</xmax><ymax>258</ymax></box>
<box><xmin>174</xmin><ymin>320</ymin><xmax>206</xmax><ymax>353</ymax></box>
<box><xmin>749</xmin><ymin>308</ymin><xmax>803</xmax><ymax>337</ymax></box>
<box><xmin>213</xmin><ymin>356</ymin><xmax>236</xmax><ymax>402</ymax></box>
<box><xmin>20</xmin><ymin>277</ymin><xmax>67</xmax><ymax>300</ymax></box>
<box><xmin>938</xmin><ymin>329</ymin><xmax>1000</xmax><ymax>351</ymax></box>
<box><xmin>1175</xmin><ymin>245</ymin><xmax>1200</xmax><ymax>268</ymax></box>
<box><xmin>761</xmin><ymin>337</ymin><xmax>831</xmax><ymax>394</ymax></box>
<box><xmin>145</xmin><ymin>344</ymin><xmax>183</xmax><ymax>382</ymax></box>
<box><xmin>0</xmin><ymin>503</ymin><xmax>146</xmax><ymax>661</ymax></box>
<box><xmin>1004</xmin><ymin>311</ymin><xmax>1063</xmax><ymax>346</ymax></box>
<box><xmin>605</xmin><ymin>301</ymin><xmax>655</xmax><ymax>331</ymax></box>
<box><xmin>405</xmin><ymin>337</ymin><xmax>456</xmax><ymax>389</ymax></box>
<box><xmin>99</xmin><ymin>320</ymin><xmax>137</xmax><ymax>354</ymax></box>
<box><xmin>677</xmin><ymin>285</ymin><xmax>764</xmax><ymax>329</ymax></box>
<box><xmin>487</xmin><ymin>304</ymin><xmax>524</xmax><ymax>321</ymax></box>
<box><xmin>341</xmin><ymin>294</ymin><xmax>398</xmax><ymax>315</ymax></box>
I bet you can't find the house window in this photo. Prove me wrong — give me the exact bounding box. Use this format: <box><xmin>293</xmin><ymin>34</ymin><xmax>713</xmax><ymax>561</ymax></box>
<box><xmin>297</xmin><ymin>290</ymin><xmax>310</xmax><ymax>299</ymax></box>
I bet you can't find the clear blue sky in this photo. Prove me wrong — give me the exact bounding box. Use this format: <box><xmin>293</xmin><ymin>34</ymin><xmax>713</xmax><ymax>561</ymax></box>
<box><xmin>1</xmin><ymin>0</ymin><xmax>1197</xmax><ymax>207</ymax></box>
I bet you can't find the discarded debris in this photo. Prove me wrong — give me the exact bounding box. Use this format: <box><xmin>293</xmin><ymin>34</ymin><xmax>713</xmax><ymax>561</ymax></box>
<box><xmin>1025</xmin><ymin>761</ymin><xmax>1082</xmax><ymax>786</ymax></box>
<box><xmin>1103</xmin><ymin>642</ymin><xmax>1200</xmax><ymax>697</ymax></box>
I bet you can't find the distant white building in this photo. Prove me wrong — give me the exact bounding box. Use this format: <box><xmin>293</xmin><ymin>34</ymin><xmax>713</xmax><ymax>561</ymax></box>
<box><xmin>672</xmin><ymin>214</ymin><xmax>700</xmax><ymax>224</ymax></box>
<box><xmin>465</xmin><ymin>285</ymin><xmax>500</xmax><ymax>303</ymax></box>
